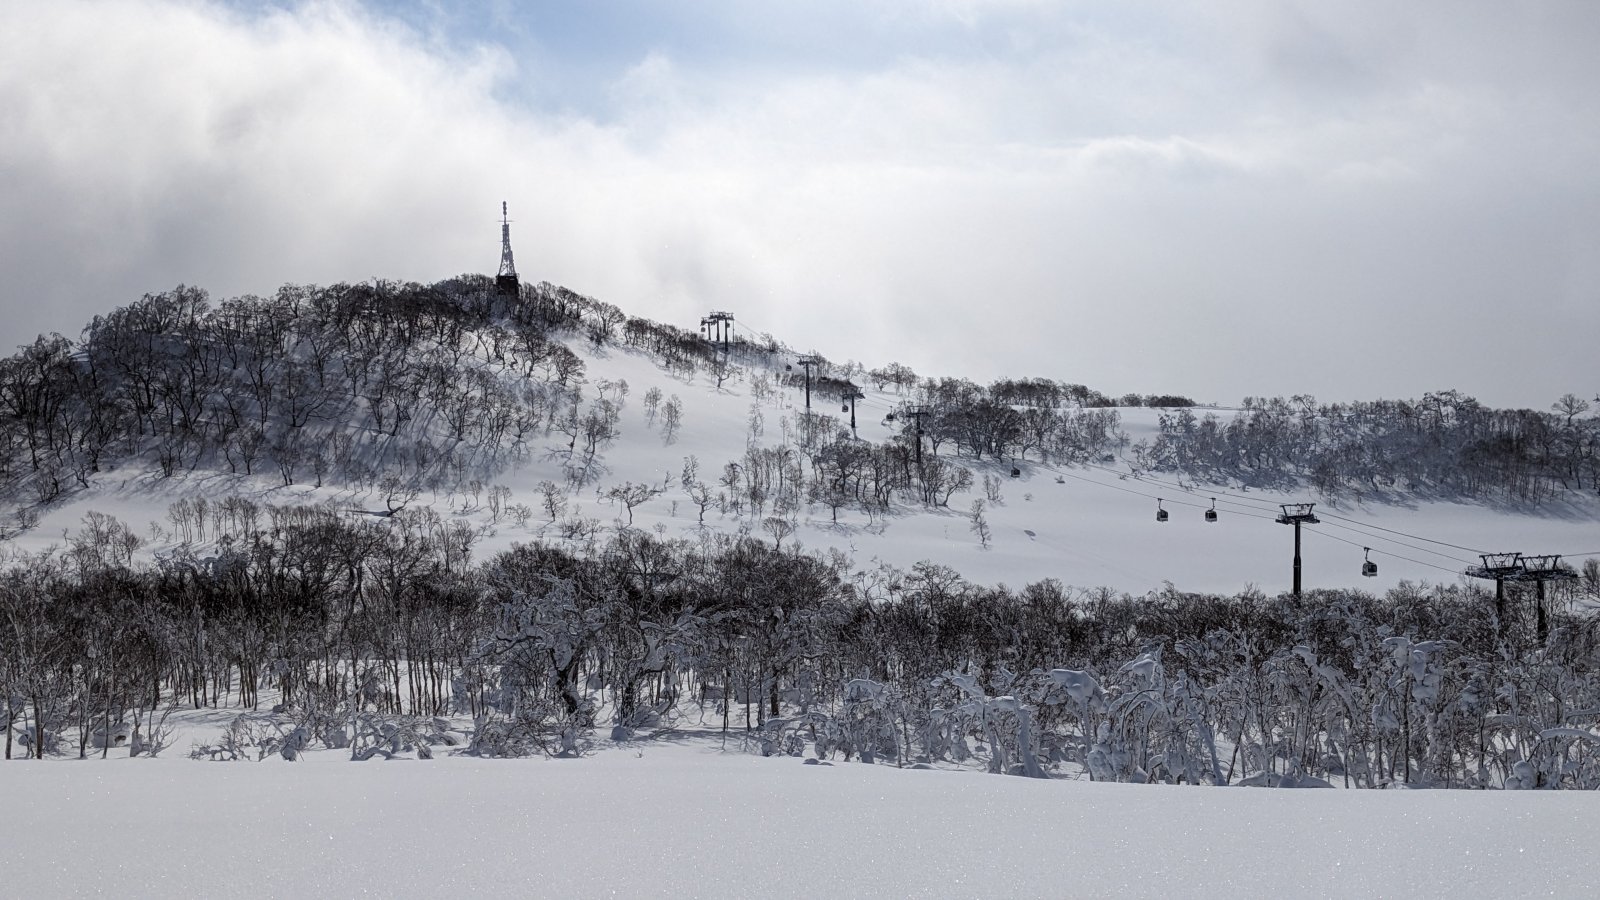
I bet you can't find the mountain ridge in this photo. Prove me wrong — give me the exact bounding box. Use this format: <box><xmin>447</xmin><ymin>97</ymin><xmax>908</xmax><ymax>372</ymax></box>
<box><xmin>1</xmin><ymin>274</ymin><xmax>1596</xmax><ymax>597</ymax></box>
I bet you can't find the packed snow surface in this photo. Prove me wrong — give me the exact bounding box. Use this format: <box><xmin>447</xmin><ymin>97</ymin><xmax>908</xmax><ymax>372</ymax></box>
<box><xmin>4</xmin><ymin>741</ymin><xmax>1597</xmax><ymax>898</ymax></box>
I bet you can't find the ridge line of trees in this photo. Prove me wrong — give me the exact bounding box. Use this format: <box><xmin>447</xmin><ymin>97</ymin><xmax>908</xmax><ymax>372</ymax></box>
<box><xmin>1141</xmin><ymin>391</ymin><xmax>1600</xmax><ymax>504</ymax></box>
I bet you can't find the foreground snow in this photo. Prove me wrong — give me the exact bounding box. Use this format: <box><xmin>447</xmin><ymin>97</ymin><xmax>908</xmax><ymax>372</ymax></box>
<box><xmin>4</xmin><ymin>740</ymin><xmax>1595</xmax><ymax>898</ymax></box>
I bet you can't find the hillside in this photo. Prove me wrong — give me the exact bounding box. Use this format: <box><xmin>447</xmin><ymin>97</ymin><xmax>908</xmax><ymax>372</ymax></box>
<box><xmin>1</xmin><ymin>276</ymin><xmax>1598</xmax><ymax>805</ymax></box>
<box><xmin>3</xmin><ymin>277</ymin><xmax>1597</xmax><ymax>598</ymax></box>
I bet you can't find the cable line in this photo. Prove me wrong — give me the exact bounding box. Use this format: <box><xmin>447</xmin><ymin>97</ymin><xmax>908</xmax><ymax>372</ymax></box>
<box><xmin>1053</xmin><ymin>468</ymin><xmax>1277</xmax><ymax>521</ymax></box>
<box><xmin>1083</xmin><ymin>463</ymin><xmax>1285</xmax><ymax>511</ymax></box>
<box><xmin>1303</xmin><ymin>527</ymin><xmax>1464</xmax><ymax>577</ymax></box>
<box><xmin>1081</xmin><ymin>460</ymin><xmax>1501</xmax><ymax>559</ymax></box>
<box><xmin>1308</xmin><ymin>519</ymin><xmax>1478</xmax><ymax>565</ymax></box>
<box><xmin>1312</xmin><ymin>510</ymin><xmax>1486</xmax><ymax>555</ymax></box>
<box><xmin>1061</xmin><ymin>464</ymin><xmax>1466</xmax><ymax>575</ymax></box>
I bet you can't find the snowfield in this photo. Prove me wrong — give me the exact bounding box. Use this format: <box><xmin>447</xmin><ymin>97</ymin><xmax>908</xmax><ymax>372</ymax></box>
<box><xmin>19</xmin><ymin>337</ymin><xmax>1600</xmax><ymax>599</ymax></box>
<box><xmin>5</xmin><ymin>740</ymin><xmax>1597</xmax><ymax>898</ymax></box>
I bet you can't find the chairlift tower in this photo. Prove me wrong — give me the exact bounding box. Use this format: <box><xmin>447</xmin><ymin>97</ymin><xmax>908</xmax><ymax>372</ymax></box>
<box><xmin>794</xmin><ymin>354</ymin><xmax>824</xmax><ymax>446</ymax></box>
<box><xmin>1467</xmin><ymin>553</ymin><xmax>1576</xmax><ymax>642</ymax></box>
<box><xmin>495</xmin><ymin>201</ymin><xmax>519</xmax><ymax>299</ymax></box>
<box><xmin>702</xmin><ymin>311</ymin><xmax>734</xmax><ymax>351</ymax></box>
<box><xmin>1515</xmin><ymin>555</ymin><xmax>1577</xmax><ymax>643</ymax></box>
<box><xmin>902</xmin><ymin>405</ymin><xmax>929</xmax><ymax>465</ymax></box>
<box><xmin>796</xmin><ymin>354</ymin><xmax>823</xmax><ymax>411</ymax></box>
<box><xmin>1465</xmin><ymin>552</ymin><xmax>1525</xmax><ymax>633</ymax></box>
<box><xmin>1275</xmin><ymin>503</ymin><xmax>1320</xmax><ymax>597</ymax></box>
<box><xmin>841</xmin><ymin>385</ymin><xmax>865</xmax><ymax>438</ymax></box>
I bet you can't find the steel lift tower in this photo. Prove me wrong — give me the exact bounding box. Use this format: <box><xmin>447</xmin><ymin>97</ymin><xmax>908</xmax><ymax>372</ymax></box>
<box><xmin>1468</xmin><ymin>553</ymin><xmax>1578</xmax><ymax>642</ymax></box>
<box><xmin>1275</xmin><ymin>503</ymin><xmax>1320</xmax><ymax>597</ymax></box>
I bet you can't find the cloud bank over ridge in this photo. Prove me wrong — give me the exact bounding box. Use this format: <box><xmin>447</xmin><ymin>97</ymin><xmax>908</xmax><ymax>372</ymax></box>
<box><xmin>2</xmin><ymin>0</ymin><xmax>1597</xmax><ymax>406</ymax></box>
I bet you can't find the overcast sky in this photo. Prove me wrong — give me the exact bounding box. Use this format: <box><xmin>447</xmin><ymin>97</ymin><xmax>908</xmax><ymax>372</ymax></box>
<box><xmin>2</xmin><ymin>1</ymin><xmax>1596</xmax><ymax>408</ymax></box>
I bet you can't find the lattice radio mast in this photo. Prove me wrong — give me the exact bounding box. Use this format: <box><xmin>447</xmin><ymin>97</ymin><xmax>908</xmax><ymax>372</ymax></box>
<box><xmin>495</xmin><ymin>201</ymin><xmax>520</xmax><ymax>299</ymax></box>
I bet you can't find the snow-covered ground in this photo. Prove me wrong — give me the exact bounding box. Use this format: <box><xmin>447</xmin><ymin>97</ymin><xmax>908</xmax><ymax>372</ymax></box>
<box><xmin>21</xmin><ymin>338</ymin><xmax>1600</xmax><ymax>598</ymax></box>
<box><xmin>5</xmin><ymin>738</ymin><xmax>1596</xmax><ymax>898</ymax></box>
<box><xmin>8</xmin><ymin>329</ymin><xmax>1600</xmax><ymax>898</ymax></box>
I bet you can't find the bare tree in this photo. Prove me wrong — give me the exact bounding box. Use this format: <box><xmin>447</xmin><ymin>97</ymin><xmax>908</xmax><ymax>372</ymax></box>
<box><xmin>538</xmin><ymin>480</ymin><xmax>567</xmax><ymax>522</ymax></box>
<box><xmin>1552</xmin><ymin>393</ymin><xmax>1591</xmax><ymax>426</ymax></box>
<box><xmin>707</xmin><ymin>356</ymin><xmax>740</xmax><ymax>391</ymax></box>
<box><xmin>379</xmin><ymin>474</ymin><xmax>419</xmax><ymax>514</ymax></box>
<box><xmin>685</xmin><ymin>480</ymin><xmax>716</xmax><ymax>526</ymax></box>
<box><xmin>747</xmin><ymin>403</ymin><xmax>764</xmax><ymax>445</ymax></box>
<box><xmin>660</xmin><ymin>396</ymin><xmax>683</xmax><ymax>445</ymax></box>
<box><xmin>762</xmin><ymin>516</ymin><xmax>796</xmax><ymax>549</ymax></box>
<box><xmin>605</xmin><ymin>481</ymin><xmax>662</xmax><ymax>526</ymax></box>
<box><xmin>969</xmin><ymin>499</ymin><xmax>991</xmax><ymax>548</ymax></box>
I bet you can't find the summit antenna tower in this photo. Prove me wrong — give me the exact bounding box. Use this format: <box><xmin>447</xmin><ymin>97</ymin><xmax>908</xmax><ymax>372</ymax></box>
<box><xmin>495</xmin><ymin>201</ymin><xmax>519</xmax><ymax>299</ymax></box>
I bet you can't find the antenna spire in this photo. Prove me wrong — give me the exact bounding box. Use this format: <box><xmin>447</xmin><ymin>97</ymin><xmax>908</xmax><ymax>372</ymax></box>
<box><xmin>498</xmin><ymin>202</ymin><xmax>516</xmax><ymax>278</ymax></box>
<box><xmin>495</xmin><ymin>200</ymin><xmax>520</xmax><ymax>298</ymax></box>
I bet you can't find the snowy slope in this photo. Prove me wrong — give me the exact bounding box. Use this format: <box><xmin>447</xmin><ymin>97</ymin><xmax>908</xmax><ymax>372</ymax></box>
<box><xmin>19</xmin><ymin>335</ymin><xmax>1599</xmax><ymax>598</ymax></box>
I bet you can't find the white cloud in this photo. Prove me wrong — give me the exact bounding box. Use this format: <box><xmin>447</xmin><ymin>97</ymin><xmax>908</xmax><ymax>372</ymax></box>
<box><xmin>1</xmin><ymin>0</ymin><xmax>1597</xmax><ymax>407</ymax></box>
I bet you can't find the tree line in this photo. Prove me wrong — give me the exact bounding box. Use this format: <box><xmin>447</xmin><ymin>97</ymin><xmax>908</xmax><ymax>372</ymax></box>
<box><xmin>3</xmin><ymin>506</ymin><xmax>1597</xmax><ymax>787</ymax></box>
<box><xmin>1141</xmin><ymin>391</ymin><xmax>1600</xmax><ymax>504</ymax></box>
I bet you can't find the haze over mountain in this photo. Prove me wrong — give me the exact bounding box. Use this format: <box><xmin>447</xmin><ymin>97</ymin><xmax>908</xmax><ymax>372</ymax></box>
<box><xmin>4</xmin><ymin>0</ymin><xmax>1599</xmax><ymax>407</ymax></box>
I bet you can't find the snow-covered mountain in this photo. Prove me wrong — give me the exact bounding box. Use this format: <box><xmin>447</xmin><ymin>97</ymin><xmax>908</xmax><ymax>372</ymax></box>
<box><xmin>6</xmin><ymin>277</ymin><xmax>1596</xmax><ymax>598</ymax></box>
<box><xmin>5</xmin><ymin>276</ymin><xmax>1600</xmax><ymax>897</ymax></box>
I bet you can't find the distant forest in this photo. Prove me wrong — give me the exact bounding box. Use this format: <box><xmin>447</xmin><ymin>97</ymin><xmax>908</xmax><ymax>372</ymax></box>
<box><xmin>1142</xmin><ymin>392</ymin><xmax>1599</xmax><ymax>504</ymax></box>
